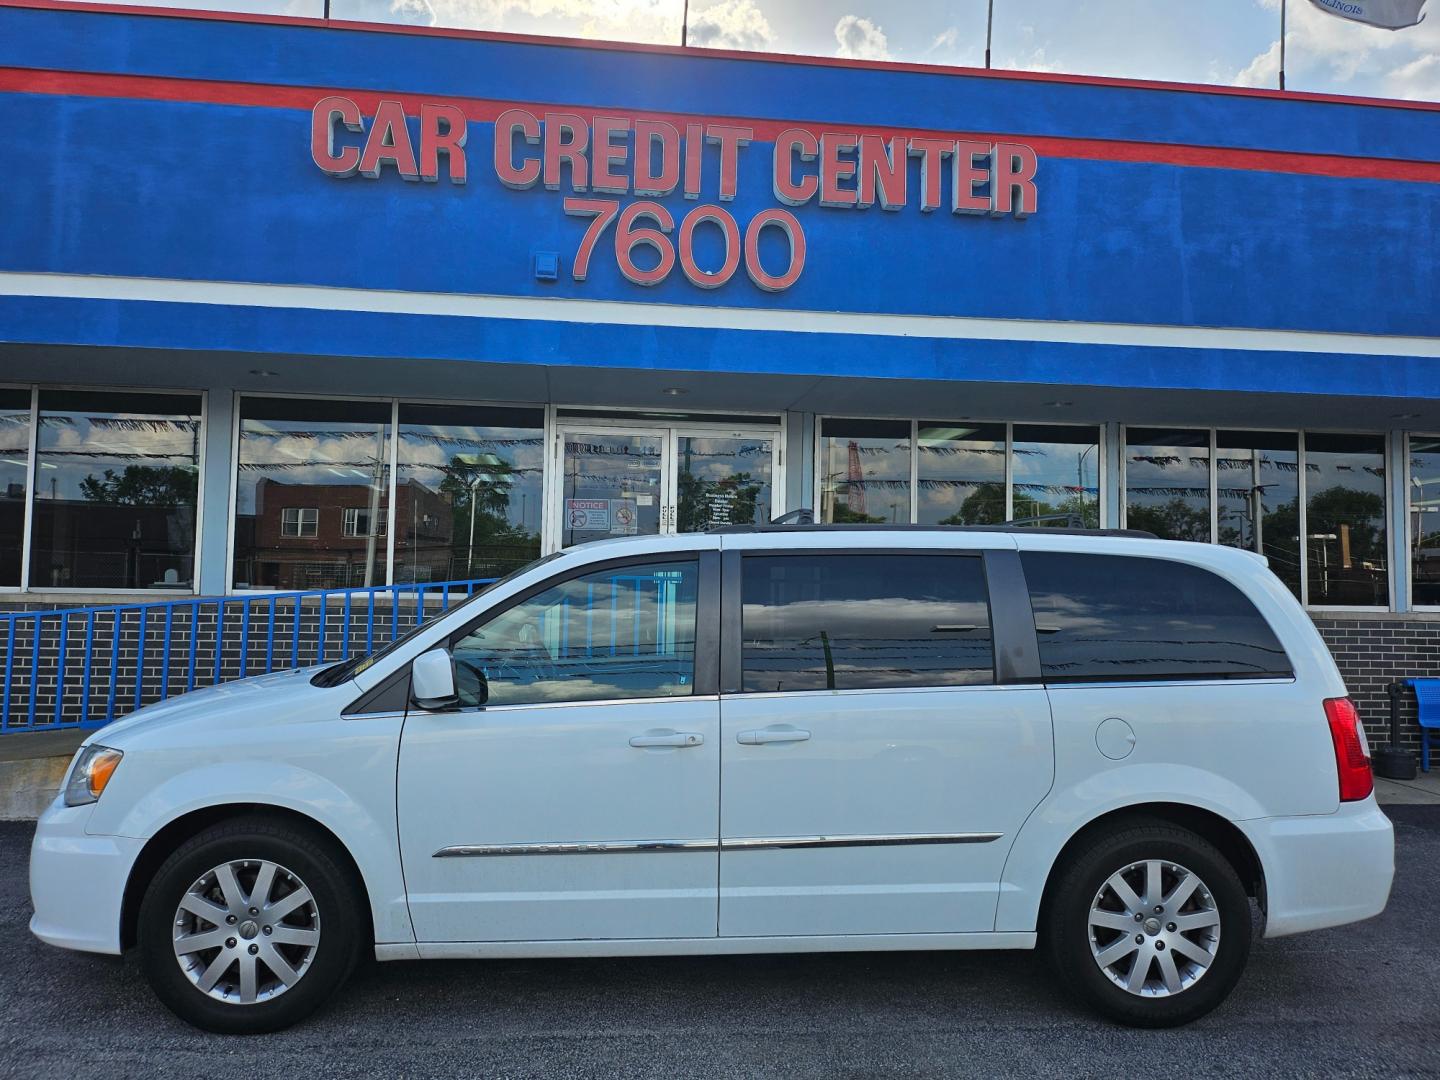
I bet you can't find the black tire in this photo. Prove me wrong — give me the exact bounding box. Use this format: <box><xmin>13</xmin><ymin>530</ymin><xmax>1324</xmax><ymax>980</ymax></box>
<box><xmin>137</xmin><ymin>814</ymin><xmax>364</xmax><ymax>1034</ymax></box>
<box><xmin>1041</xmin><ymin>819</ymin><xmax>1252</xmax><ymax>1028</ymax></box>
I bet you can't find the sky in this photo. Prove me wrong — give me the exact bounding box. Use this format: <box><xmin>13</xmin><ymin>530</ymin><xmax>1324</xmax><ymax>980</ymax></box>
<box><xmin>77</xmin><ymin>0</ymin><xmax>1439</xmax><ymax>102</ymax></box>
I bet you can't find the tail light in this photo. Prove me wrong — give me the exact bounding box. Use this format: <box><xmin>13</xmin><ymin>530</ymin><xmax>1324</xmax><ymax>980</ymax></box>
<box><xmin>1324</xmin><ymin>697</ymin><xmax>1373</xmax><ymax>802</ymax></box>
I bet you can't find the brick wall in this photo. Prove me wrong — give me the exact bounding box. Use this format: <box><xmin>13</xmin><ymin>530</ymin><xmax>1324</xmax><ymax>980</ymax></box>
<box><xmin>1313</xmin><ymin>616</ymin><xmax>1440</xmax><ymax>755</ymax></box>
<box><xmin>0</xmin><ymin>597</ymin><xmax>440</xmax><ymax>730</ymax></box>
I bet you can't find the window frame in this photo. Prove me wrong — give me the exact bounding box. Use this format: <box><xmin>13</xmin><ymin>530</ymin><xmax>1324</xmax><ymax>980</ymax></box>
<box><xmin>2</xmin><ymin>382</ymin><xmax>208</xmax><ymax>595</ymax></box>
<box><xmin>227</xmin><ymin>390</ymin><xmax>548</xmax><ymax>594</ymax></box>
<box><xmin>813</xmin><ymin>416</ymin><xmax>1107</xmax><ymax>531</ymax></box>
<box><xmin>719</xmin><ymin>546</ymin><xmax>1041</xmax><ymax>696</ymax></box>
<box><xmin>1020</xmin><ymin>550</ymin><xmax>1296</xmax><ymax>686</ymax></box>
<box><xmin>437</xmin><ymin>549</ymin><xmax>721</xmax><ymax>708</ymax></box>
<box><xmin>1120</xmin><ymin>425</ymin><xmax>1392</xmax><ymax>612</ymax></box>
<box><xmin>282</xmin><ymin>506</ymin><xmax>321</xmax><ymax>538</ymax></box>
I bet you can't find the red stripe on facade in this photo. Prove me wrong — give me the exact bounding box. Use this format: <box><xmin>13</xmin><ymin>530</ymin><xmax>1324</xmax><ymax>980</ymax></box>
<box><xmin>2</xmin><ymin>0</ymin><xmax>1438</xmax><ymax>115</ymax></box>
<box><xmin>3</xmin><ymin>66</ymin><xmax>1437</xmax><ymax>184</ymax></box>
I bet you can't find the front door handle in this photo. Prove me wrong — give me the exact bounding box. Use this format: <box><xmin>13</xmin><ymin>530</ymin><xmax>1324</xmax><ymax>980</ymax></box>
<box><xmin>629</xmin><ymin>731</ymin><xmax>704</xmax><ymax>748</ymax></box>
<box><xmin>737</xmin><ymin>728</ymin><xmax>811</xmax><ymax>745</ymax></box>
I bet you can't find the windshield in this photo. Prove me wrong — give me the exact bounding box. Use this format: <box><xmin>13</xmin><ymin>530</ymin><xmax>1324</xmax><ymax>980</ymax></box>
<box><xmin>309</xmin><ymin>552</ymin><xmax>564</xmax><ymax>688</ymax></box>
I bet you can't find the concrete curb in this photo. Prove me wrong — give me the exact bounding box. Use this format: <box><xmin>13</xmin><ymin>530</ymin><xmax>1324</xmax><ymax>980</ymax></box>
<box><xmin>0</xmin><ymin>731</ymin><xmax>85</xmax><ymax>821</ymax></box>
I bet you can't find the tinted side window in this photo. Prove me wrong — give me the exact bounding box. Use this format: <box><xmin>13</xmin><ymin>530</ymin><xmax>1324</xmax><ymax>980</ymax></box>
<box><xmin>450</xmin><ymin>560</ymin><xmax>699</xmax><ymax>707</ymax></box>
<box><xmin>1021</xmin><ymin>552</ymin><xmax>1292</xmax><ymax>683</ymax></box>
<box><xmin>741</xmin><ymin>554</ymin><xmax>993</xmax><ymax>692</ymax></box>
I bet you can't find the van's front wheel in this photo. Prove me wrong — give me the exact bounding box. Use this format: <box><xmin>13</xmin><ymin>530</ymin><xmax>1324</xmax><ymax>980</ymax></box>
<box><xmin>137</xmin><ymin>816</ymin><xmax>363</xmax><ymax>1034</ymax></box>
<box><xmin>1043</xmin><ymin>822</ymin><xmax>1252</xmax><ymax>1027</ymax></box>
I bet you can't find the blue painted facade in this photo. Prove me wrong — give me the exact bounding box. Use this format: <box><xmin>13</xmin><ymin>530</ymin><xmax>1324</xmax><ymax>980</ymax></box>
<box><xmin>0</xmin><ymin>3</ymin><xmax>1435</xmax><ymax>402</ymax></box>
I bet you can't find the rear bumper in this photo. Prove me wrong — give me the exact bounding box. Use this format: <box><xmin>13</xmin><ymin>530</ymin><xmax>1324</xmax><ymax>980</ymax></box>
<box><xmin>29</xmin><ymin>795</ymin><xmax>143</xmax><ymax>955</ymax></box>
<box><xmin>1239</xmin><ymin>800</ymin><xmax>1394</xmax><ymax>938</ymax></box>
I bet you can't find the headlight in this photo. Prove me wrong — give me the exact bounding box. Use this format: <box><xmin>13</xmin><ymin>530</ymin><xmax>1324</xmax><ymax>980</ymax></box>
<box><xmin>64</xmin><ymin>745</ymin><xmax>123</xmax><ymax>807</ymax></box>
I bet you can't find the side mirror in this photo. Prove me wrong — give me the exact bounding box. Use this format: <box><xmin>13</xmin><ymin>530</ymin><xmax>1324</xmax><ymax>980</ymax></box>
<box><xmin>411</xmin><ymin>647</ymin><xmax>459</xmax><ymax>710</ymax></box>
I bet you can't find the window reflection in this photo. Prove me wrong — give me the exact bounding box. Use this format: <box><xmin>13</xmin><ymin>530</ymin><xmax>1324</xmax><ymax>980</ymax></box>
<box><xmin>1305</xmin><ymin>433</ymin><xmax>1387</xmax><ymax>607</ymax></box>
<box><xmin>820</xmin><ymin>419</ymin><xmax>911</xmax><ymax>524</ymax></box>
<box><xmin>394</xmin><ymin>404</ymin><xmax>543</xmax><ymax>582</ymax></box>
<box><xmin>450</xmin><ymin>561</ymin><xmax>698</xmax><ymax>707</ymax></box>
<box><xmin>29</xmin><ymin>391</ymin><xmax>200</xmax><ymax>590</ymax></box>
<box><xmin>917</xmin><ymin>422</ymin><xmax>1006</xmax><ymax>525</ymax></box>
<box><xmin>741</xmin><ymin>554</ymin><xmax>994</xmax><ymax>691</ymax></box>
<box><xmin>1216</xmin><ymin>431</ymin><xmax>1301</xmax><ymax>599</ymax></box>
<box><xmin>1411</xmin><ymin>436</ymin><xmax>1440</xmax><ymax>607</ymax></box>
<box><xmin>1124</xmin><ymin>428</ymin><xmax>1210</xmax><ymax>541</ymax></box>
<box><xmin>233</xmin><ymin>397</ymin><xmax>391</xmax><ymax>590</ymax></box>
<box><xmin>0</xmin><ymin>389</ymin><xmax>28</xmax><ymax>587</ymax></box>
<box><xmin>1011</xmin><ymin>425</ymin><xmax>1101</xmax><ymax>528</ymax></box>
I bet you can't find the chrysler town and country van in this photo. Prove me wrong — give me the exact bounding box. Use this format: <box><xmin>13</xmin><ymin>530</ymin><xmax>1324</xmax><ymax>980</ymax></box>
<box><xmin>29</xmin><ymin>526</ymin><xmax>1394</xmax><ymax>1032</ymax></box>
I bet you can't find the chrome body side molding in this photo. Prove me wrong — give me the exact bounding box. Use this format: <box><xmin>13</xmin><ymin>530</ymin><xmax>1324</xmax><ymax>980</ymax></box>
<box><xmin>432</xmin><ymin>832</ymin><xmax>1003</xmax><ymax>858</ymax></box>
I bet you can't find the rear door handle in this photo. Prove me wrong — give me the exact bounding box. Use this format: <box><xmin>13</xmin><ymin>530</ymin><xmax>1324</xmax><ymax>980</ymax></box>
<box><xmin>629</xmin><ymin>732</ymin><xmax>704</xmax><ymax>748</ymax></box>
<box><xmin>737</xmin><ymin>728</ymin><xmax>811</xmax><ymax>745</ymax></box>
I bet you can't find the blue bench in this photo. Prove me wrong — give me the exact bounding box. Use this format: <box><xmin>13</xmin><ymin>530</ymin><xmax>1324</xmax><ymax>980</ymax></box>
<box><xmin>1405</xmin><ymin>679</ymin><xmax>1440</xmax><ymax>772</ymax></box>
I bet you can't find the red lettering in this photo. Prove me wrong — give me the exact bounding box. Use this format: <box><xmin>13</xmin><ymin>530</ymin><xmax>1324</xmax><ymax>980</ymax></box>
<box><xmin>744</xmin><ymin>208</ymin><xmax>806</xmax><ymax>292</ymax></box>
<box><xmin>358</xmin><ymin>100</ymin><xmax>419</xmax><ymax>181</ymax></box>
<box><xmin>992</xmin><ymin>142</ymin><xmax>1038</xmax><ymax>217</ymax></box>
<box><xmin>858</xmin><ymin>135</ymin><xmax>906</xmax><ymax>210</ymax></box>
<box><xmin>773</xmin><ymin>128</ymin><xmax>819</xmax><ymax>206</ymax></box>
<box><xmin>543</xmin><ymin>113</ymin><xmax>590</xmax><ymax>192</ymax></box>
<box><xmin>706</xmin><ymin>124</ymin><xmax>752</xmax><ymax>201</ymax></box>
<box><xmin>951</xmin><ymin>140</ymin><xmax>991</xmax><ymax>215</ymax></box>
<box><xmin>591</xmin><ymin>116</ymin><xmax>632</xmax><ymax>195</ymax></box>
<box><xmin>419</xmin><ymin>103</ymin><xmax>467</xmax><ymax>184</ymax></box>
<box><xmin>311</xmin><ymin>95</ymin><xmax>363</xmax><ymax>178</ymax></box>
<box><xmin>682</xmin><ymin>123</ymin><xmax>704</xmax><ymax>199</ymax></box>
<box><xmin>820</xmin><ymin>133</ymin><xmax>859</xmax><ymax>208</ymax></box>
<box><xmin>493</xmin><ymin>108</ymin><xmax>541</xmax><ymax>189</ymax></box>
<box><xmin>908</xmin><ymin>138</ymin><xmax>953</xmax><ymax>212</ymax></box>
<box><xmin>634</xmin><ymin>120</ymin><xmax>680</xmax><ymax>197</ymax></box>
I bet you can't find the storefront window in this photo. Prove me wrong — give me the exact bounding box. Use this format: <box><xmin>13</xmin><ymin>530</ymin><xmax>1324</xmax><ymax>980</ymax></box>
<box><xmin>0</xmin><ymin>389</ymin><xmax>28</xmax><ymax>587</ymax></box>
<box><xmin>1305</xmin><ymin>432</ymin><xmax>1388</xmax><ymax>607</ymax></box>
<box><xmin>1124</xmin><ymin>428</ymin><xmax>1211</xmax><ymax>541</ymax></box>
<box><xmin>28</xmin><ymin>390</ymin><xmax>200</xmax><ymax>590</ymax></box>
<box><xmin>917</xmin><ymin>423</ymin><xmax>1006</xmax><ymax>525</ymax></box>
<box><xmin>1011</xmin><ymin>425</ymin><xmax>1101</xmax><ymax>528</ymax></box>
<box><xmin>1411</xmin><ymin>436</ymin><xmax>1440</xmax><ymax>607</ymax></box>
<box><xmin>820</xmin><ymin>419</ymin><xmax>911</xmax><ymax>524</ymax></box>
<box><xmin>393</xmin><ymin>403</ymin><xmax>543</xmax><ymax>583</ymax></box>
<box><xmin>233</xmin><ymin>397</ymin><xmax>391</xmax><ymax>590</ymax></box>
<box><xmin>1216</xmin><ymin>431</ymin><xmax>1301</xmax><ymax>599</ymax></box>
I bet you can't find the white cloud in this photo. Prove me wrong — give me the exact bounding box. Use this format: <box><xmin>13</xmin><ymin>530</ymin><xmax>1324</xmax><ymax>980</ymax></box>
<box><xmin>929</xmin><ymin>26</ymin><xmax>959</xmax><ymax>53</ymax></box>
<box><xmin>402</xmin><ymin>0</ymin><xmax>683</xmax><ymax>44</ymax></box>
<box><xmin>833</xmin><ymin>14</ymin><xmax>889</xmax><ymax>60</ymax></box>
<box><xmin>1232</xmin><ymin>0</ymin><xmax>1440</xmax><ymax>100</ymax></box>
<box><xmin>687</xmin><ymin>0</ymin><xmax>774</xmax><ymax>51</ymax></box>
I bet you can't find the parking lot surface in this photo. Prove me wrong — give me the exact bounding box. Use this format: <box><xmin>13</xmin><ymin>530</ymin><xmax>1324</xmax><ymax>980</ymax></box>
<box><xmin>3</xmin><ymin>810</ymin><xmax>1439</xmax><ymax>1079</ymax></box>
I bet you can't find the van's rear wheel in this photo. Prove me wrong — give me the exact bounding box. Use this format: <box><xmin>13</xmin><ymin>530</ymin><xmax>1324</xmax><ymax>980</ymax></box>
<box><xmin>1043</xmin><ymin>822</ymin><xmax>1251</xmax><ymax>1027</ymax></box>
<box><xmin>137</xmin><ymin>816</ymin><xmax>362</xmax><ymax>1034</ymax></box>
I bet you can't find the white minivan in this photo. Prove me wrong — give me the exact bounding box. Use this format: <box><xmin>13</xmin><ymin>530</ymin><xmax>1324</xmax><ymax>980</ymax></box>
<box><xmin>30</xmin><ymin>525</ymin><xmax>1394</xmax><ymax>1032</ymax></box>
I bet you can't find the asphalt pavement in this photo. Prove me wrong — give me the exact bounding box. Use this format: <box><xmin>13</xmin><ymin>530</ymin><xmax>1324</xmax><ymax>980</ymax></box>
<box><xmin>3</xmin><ymin>810</ymin><xmax>1439</xmax><ymax>1079</ymax></box>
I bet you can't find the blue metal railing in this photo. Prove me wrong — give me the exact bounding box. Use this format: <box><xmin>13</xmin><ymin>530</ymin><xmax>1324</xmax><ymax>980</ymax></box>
<box><xmin>0</xmin><ymin>579</ymin><xmax>495</xmax><ymax>734</ymax></box>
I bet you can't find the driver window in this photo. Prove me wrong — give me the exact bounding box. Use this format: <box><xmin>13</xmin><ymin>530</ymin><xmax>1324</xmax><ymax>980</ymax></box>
<box><xmin>450</xmin><ymin>560</ymin><xmax>700</xmax><ymax>708</ymax></box>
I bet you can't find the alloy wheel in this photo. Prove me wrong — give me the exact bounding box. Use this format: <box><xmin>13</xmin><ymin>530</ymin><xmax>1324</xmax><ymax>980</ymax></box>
<box><xmin>171</xmin><ymin>859</ymin><xmax>321</xmax><ymax>1005</ymax></box>
<box><xmin>1087</xmin><ymin>858</ymin><xmax>1221</xmax><ymax>998</ymax></box>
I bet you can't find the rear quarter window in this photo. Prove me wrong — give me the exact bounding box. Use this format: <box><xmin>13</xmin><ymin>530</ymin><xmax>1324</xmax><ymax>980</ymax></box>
<box><xmin>1021</xmin><ymin>552</ymin><xmax>1293</xmax><ymax>683</ymax></box>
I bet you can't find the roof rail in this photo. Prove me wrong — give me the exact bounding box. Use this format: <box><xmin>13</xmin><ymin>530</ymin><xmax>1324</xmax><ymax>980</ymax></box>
<box><xmin>710</xmin><ymin>520</ymin><xmax>1155</xmax><ymax>539</ymax></box>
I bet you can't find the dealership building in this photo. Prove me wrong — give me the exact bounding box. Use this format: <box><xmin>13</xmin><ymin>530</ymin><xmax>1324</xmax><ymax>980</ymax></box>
<box><xmin>0</xmin><ymin>0</ymin><xmax>1438</xmax><ymax>739</ymax></box>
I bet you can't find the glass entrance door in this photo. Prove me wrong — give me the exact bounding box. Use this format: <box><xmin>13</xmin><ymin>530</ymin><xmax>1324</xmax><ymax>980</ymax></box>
<box><xmin>675</xmin><ymin>431</ymin><xmax>776</xmax><ymax>532</ymax></box>
<box><xmin>555</xmin><ymin>429</ymin><xmax>665</xmax><ymax>549</ymax></box>
<box><xmin>550</xmin><ymin>423</ymin><xmax>780</xmax><ymax>552</ymax></box>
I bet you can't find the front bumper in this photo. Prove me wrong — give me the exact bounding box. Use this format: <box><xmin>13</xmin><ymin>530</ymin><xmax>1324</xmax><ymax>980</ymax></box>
<box><xmin>1239</xmin><ymin>799</ymin><xmax>1395</xmax><ymax>938</ymax></box>
<box><xmin>29</xmin><ymin>795</ymin><xmax>144</xmax><ymax>955</ymax></box>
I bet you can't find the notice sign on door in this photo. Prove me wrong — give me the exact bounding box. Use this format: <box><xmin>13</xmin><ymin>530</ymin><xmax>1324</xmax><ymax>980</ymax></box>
<box><xmin>567</xmin><ymin>498</ymin><xmax>640</xmax><ymax>534</ymax></box>
<box><xmin>567</xmin><ymin>499</ymin><xmax>610</xmax><ymax>531</ymax></box>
